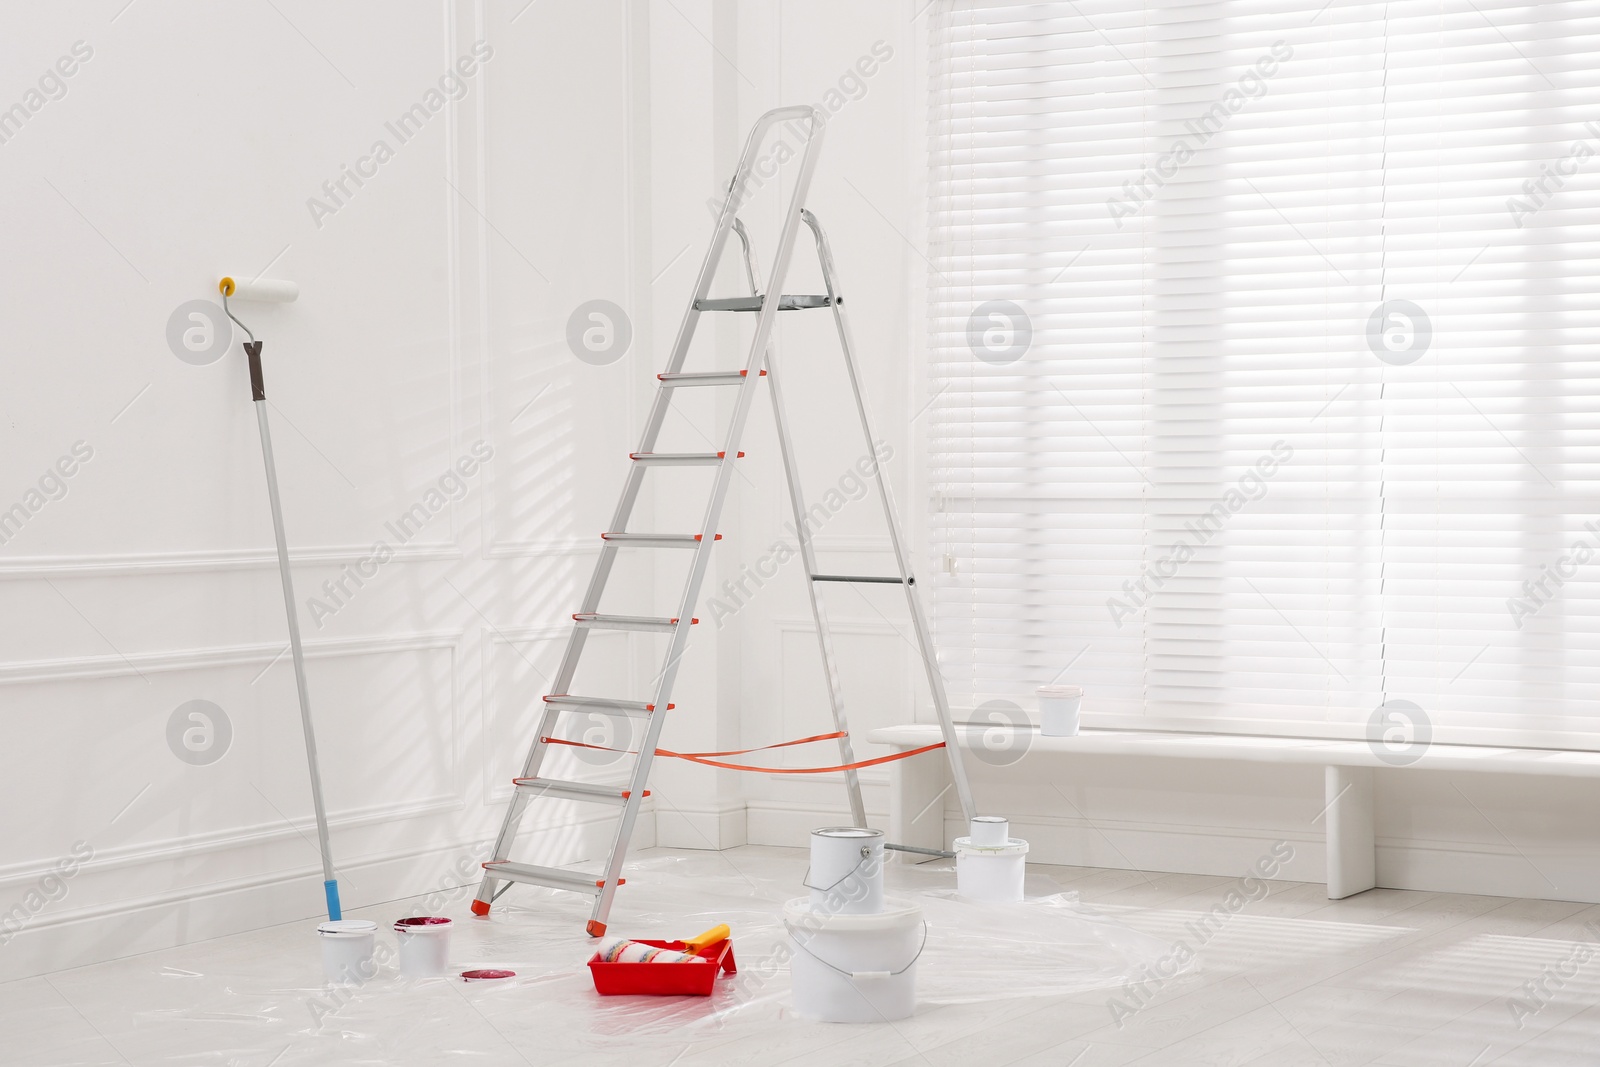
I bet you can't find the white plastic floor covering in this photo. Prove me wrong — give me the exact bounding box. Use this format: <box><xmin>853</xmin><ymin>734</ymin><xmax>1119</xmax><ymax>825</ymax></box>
<box><xmin>8</xmin><ymin>845</ymin><xmax>1182</xmax><ymax>1066</ymax></box>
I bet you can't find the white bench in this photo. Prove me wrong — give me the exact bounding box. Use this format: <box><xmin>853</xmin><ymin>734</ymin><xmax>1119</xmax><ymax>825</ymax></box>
<box><xmin>867</xmin><ymin>724</ymin><xmax>1600</xmax><ymax>899</ymax></box>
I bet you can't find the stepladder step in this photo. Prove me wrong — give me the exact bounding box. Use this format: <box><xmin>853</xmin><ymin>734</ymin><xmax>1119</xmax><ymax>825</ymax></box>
<box><xmin>694</xmin><ymin>294</ymin><xmax>835</xmax><ymax>312</ymax></box>
<box><xmin>511</xmin><ymin>777</ymin><xmax>652</xmax><ymax>805</ymax></box>
<box><xmin>572</xmin><ymin>613</ymin><xmax>696</xmax><ymax>633</ymax></box>
<box><xmin>600</xmin><ymin>532</ymin><xmax>720</xmax><ymax>548</ymax></box>
<box><xmin>482</xmin><ymin>861</ymin><xmax>625</xmax><ymax>895</ymax></box>
<box><xmin>629</xmin><ymin>451</ymin><xmax>743</xmax><ymax>466</ymax></box>
<box><xmin>543</xmin><ymin>694</ymin><xmax>669</xmax><ymax>717</ymax></box>
<box><xmin>657</xmin><ymin>369</ymin><xmax>765</xmax><ymax>387</ymax></box>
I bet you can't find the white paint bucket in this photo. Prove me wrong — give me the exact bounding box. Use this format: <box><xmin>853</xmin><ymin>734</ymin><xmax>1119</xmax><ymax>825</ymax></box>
<box><xmin>783</xmin><ymin>896</ymin><xmax>924</xmax><ymax>1022</ymax></box>
<box><xmin>317</xmin><ymin>919</ymin><xmax>378</xmax><ymax>984</ymax></box>
<box><xmin>393</xmin><ymin>916</ymin><xmax>452</xmax><ymax>978</ymax></box>
<box><xmin>969</xmin><ymin>815</ymin><xmax>1010</xmax><ymax>847</ymax></box>
<box><xmin>807</xmin><ymin>827</ymin><xmax>884</xmax><ymax>915</ymax></box>
<box><xmin>1037</xmin><ymin>684</ymin><xmax>1083</xmax><ymax>736</ymax></box>
<box><xmin>954</xmin><ymin>836</ymin><xmax>1029</xmax><ymax>902</ymax></box>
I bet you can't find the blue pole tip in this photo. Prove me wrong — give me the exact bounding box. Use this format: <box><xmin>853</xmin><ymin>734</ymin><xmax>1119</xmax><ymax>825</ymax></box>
<box><xmin>324</xmin><ymin>880</ymin><xmax>342</xmax><ymax>922</ymax></box>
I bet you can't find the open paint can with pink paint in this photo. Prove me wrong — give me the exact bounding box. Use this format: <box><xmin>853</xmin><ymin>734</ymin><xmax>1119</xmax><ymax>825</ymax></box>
<box><xmin>393</xmin><ymin>916</ymin><xmax>453</xmax><ymax>978</ymax></box>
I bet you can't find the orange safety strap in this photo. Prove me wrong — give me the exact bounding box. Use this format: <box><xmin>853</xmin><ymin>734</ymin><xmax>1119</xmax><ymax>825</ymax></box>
<box><xmin>661</xmin><ymin>741</ymin><xmax>947</xmax><ymax>774</ymax></box>
<box><xmin>667</xmin><ymin>730</ymin><xmax>846</xmax><ymax>759</ymax></box>
<box><xmin>540</xmin><ymin>731</ymin><xmax>841</xmax><ymax>761</ymax></box>
<box><xmin>540</xmin><ymin>733</ymin><xmax>946</xmax><ymax>774</ymax></box>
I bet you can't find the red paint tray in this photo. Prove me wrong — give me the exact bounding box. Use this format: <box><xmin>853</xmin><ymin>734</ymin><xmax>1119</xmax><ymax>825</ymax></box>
<box><xmin>587</xmin><ymin>938</ymin><xmax>737</xmax><ymax>996</ymax></box>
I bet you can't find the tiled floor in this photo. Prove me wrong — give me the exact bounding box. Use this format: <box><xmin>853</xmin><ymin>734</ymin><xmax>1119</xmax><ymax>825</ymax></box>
<box><xmin>5</xmin><ymin>845</ymin><xmax>1600</xmax><ymax>1065</ymax></box>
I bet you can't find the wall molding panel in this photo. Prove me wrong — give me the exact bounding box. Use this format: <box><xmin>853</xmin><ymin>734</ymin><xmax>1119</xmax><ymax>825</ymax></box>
<box><xmin>0</xmin><ymin>543</ymin><xmax>463</xmax><ymax>580</ymax></box>
<box><xmin>0</xmin><ymin>629</ymin><xmax>465</xmax><ymax>687</ymax></box>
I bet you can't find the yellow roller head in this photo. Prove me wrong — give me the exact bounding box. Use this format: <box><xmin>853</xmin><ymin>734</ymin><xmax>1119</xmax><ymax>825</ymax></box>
<box><xmin>219</xmin><ymin>277</ymin><xmax>236</xmax><ymax>297</ymax></box>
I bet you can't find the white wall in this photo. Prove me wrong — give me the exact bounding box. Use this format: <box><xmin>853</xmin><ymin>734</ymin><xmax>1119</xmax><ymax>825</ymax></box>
<box><xmin>7</xmin><ymin>0</ymin><xmax>1599</xmax><ymax>983</ymax></box>
<box><xmin>0</xmin><ymin>0</ymin><xmax>656</xmax><ymax>981</ymax></box>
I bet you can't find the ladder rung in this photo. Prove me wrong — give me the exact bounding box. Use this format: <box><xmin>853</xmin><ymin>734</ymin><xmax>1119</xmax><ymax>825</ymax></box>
<box><xmin>482</xmin><ymin>861</ymin><xmax>624</xmax><ymax>895</ymax></box>
<box><xmin>573</xmin><ymin>613</ymin><xmax>698</xmax><ymax>633</ymax></box>
<box><xmin>513</xmin><ymin>777</ymin><xmax>652</xmax><ymax>806</ymax></box>
<box><xmin>810</xmin><ymin>573</ymin><xmax>908</xmax><ymax>585</ymax></box>
<box><xmin>543</xmin><ymin>694</ymin><xmax>671</xmax><ymax>716</ymax></box>
<box><xmin>657</xmin><ymin>370</ymin><xmax>766</xmax><ymax>387</ymax></box>
<box><xmin>695</xmin><ymin>295</ymin><xmax>835</xmax><ymax>312</ymax></box>
<box><xmin>602</xmin><ymin>533</ymin><xmax>721</xmax><ymax>548</ymax></box>
<box><xmin>630</xmin><ymin>451</ymin><xmax>744</xmax><ymax>466</ymax></box>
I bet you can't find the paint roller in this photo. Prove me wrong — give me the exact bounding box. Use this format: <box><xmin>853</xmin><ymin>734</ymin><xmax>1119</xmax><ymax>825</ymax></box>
<box><xmin>595</xmin><ymin>938</ymin><xmax>710</xmax><ymax>964</ymax></box>
<box><xmin>592</xmin><ymin>923</ymin><xmax>730</xmax><ymax>964</ymax></box>
<box><xmin>219</xmin><ymin>275</ymin><xmax>343</xmax><ymax>923</ymax></box>
<box><xmin>219</xmin><ymin>276</ymin><xmax>300</xmax><ymax>303</ymax></box>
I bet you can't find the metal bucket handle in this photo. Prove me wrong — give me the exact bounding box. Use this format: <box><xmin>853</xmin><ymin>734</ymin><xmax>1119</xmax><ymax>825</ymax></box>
<box><xmin>801</xmin><ymin>840</ymin><xmax>878</xmax><ymax>895</ymax></box>
<box><xmin>789</xmin><ymin>920</ymin><xmax>929</xmax><ymax>980</ymax></box>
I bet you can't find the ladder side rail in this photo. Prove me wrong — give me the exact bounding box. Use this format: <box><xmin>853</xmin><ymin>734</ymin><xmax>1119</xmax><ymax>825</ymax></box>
<box><xmin>523</xmin><ymin>109</ymin><xmax>822</xmax><ymax>768</ymax></box>
<box><xmin>557</xmin><ymin>107</ymin><xmax>824</xmax><ymax>693</ymax></box>
<box><xmin>589</xmin><ymin>107</ymin><xmax>828</xmax><ymax>931</ymax></box>
<box><xmin>800</xmin><ymin>210</ymin><xmax>978</xmax><ymax>824</ymax></box>
<box><xmin>647</xmin><ymin>104</ymin><xmax>816</xmax><ymax>399</ymax></box>
<box><xmin>650</xmin><ymin>109</ymin><xmax>828</xmax><ymax>725</ymax></box>
<box><xmin>551</xmin><ymin>113</ymin><xmax>775</xmax><ymax>675</ymax></box>
<box><xmin>731</xmin><ymin>219</ymin><xmax>868</xmax><ymax>827</ymax></box>
<box><xmin>480</xmin><ymin>566</ymin><xmax>608</xmax><ymax>907</ymax></box>
<box><xmin>477</xmin><ymin>110</ymin><xmax>821</xmax><ymax>916</ymax></box>
<box><xmin>731</xmin><ymin>217</ymin><xmax>758</xmax><ymax>293</ymax></box>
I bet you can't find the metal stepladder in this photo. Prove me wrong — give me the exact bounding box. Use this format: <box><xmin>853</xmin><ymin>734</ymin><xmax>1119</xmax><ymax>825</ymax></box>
<box><xmin>472</xmin><ymin>105</ymin><xmax>976</xmax><ymax>936</ymax></box>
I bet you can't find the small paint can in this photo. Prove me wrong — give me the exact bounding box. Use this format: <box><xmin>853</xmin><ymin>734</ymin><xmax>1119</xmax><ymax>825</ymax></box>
<box><xmin>317</xmin><ymin>919</ymin><xmax>378</xmax><ymax>984</ymax></box>
<box><xmin>807</xmin><ymin>827</ymin><xmax>884</xmax><ymax>915</ymax></box>
<box><xmin>393</xmin><ymin>916</ymin><xmax>452</xmax><ymax>978</ymax></box>
<box><xmin>969</xmin><ymin>815</ymin><xmax>1011</xmax><ymax>847</ymax></box>
<box><xmin>1037</xmin><ymin>684</ymin><xmax>1083</xmax><ymax>736</ymax></box>
<box><xmin>954</xmin><ymin>832</ymin><xmax>1029</xmax><ymax>903</ymax></box>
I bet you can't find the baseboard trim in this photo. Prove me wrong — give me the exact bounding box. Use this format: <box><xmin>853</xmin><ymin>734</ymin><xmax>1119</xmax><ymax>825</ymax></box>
<box><xmin>654</xmin><ymin>802</ymin><xmax>748</xmax><ymax>850</ymax></box>
<box><xmin>746</xmin><ymin>800</ymin><xmax>887</xmax><ymax>849</ymax></box>
<box><xmin>0</xmin><ymin>809</ymin><xmax>655</xmax><ymax>982</ymax></box>
<box><xmin>0</xmin><ymin>793</ymin><xmax>465</xmax><ymax>892</ymax></box>
<box><xmin>750</xmin><ymin>800</ymin><xmax>1600</xmax><ymax>903</ymax></box>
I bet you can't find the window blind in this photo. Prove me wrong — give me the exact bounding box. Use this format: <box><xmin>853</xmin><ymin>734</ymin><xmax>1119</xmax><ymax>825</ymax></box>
<box><xmin>926</xmin><ymin>1</ymin><xmax>1600</xmax><ymax>745</ymax></box>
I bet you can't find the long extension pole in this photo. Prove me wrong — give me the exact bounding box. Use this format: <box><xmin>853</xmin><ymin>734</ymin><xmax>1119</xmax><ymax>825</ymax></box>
<box><xmin>230</xmin><ymin>295</ymin><xmax>341</xmax><ymax>922</ymax></box>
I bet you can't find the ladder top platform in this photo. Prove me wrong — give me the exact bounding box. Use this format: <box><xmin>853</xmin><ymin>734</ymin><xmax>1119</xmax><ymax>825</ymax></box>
<box><xmin>695</xmin><ymin>294</ymin><xmax>836</xmax><ymax>312</ymax></box>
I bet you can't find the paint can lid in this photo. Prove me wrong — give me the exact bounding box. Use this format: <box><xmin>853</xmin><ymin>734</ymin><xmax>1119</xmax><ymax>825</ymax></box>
<box><xmin>317</xmin><ymin>919</ymin><xmax>378</xmax><ymax>937</ymax></box>
<box><xmin>812</xmin><ymin>827</ymin><xmax>883</xmax><ymax>840</ymax></box>
<box><xmin>461</xmin><ymin>969</ymin><xmax>516</xmax><ymax>981</ymax></box>
<box><xmin>1036</xmin><ymin>685</ymin><xmax>1083</xmax><ymax>697</ymax></box>
<box><xmin>394</xmin><ymin>916</ymin><xmax>453</xmax><ymax>932</ymax></box>
<box><xmin>953</xmin><ymin>836</ymin><xmax>1030</xmax><ymax>856</ymax></box>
